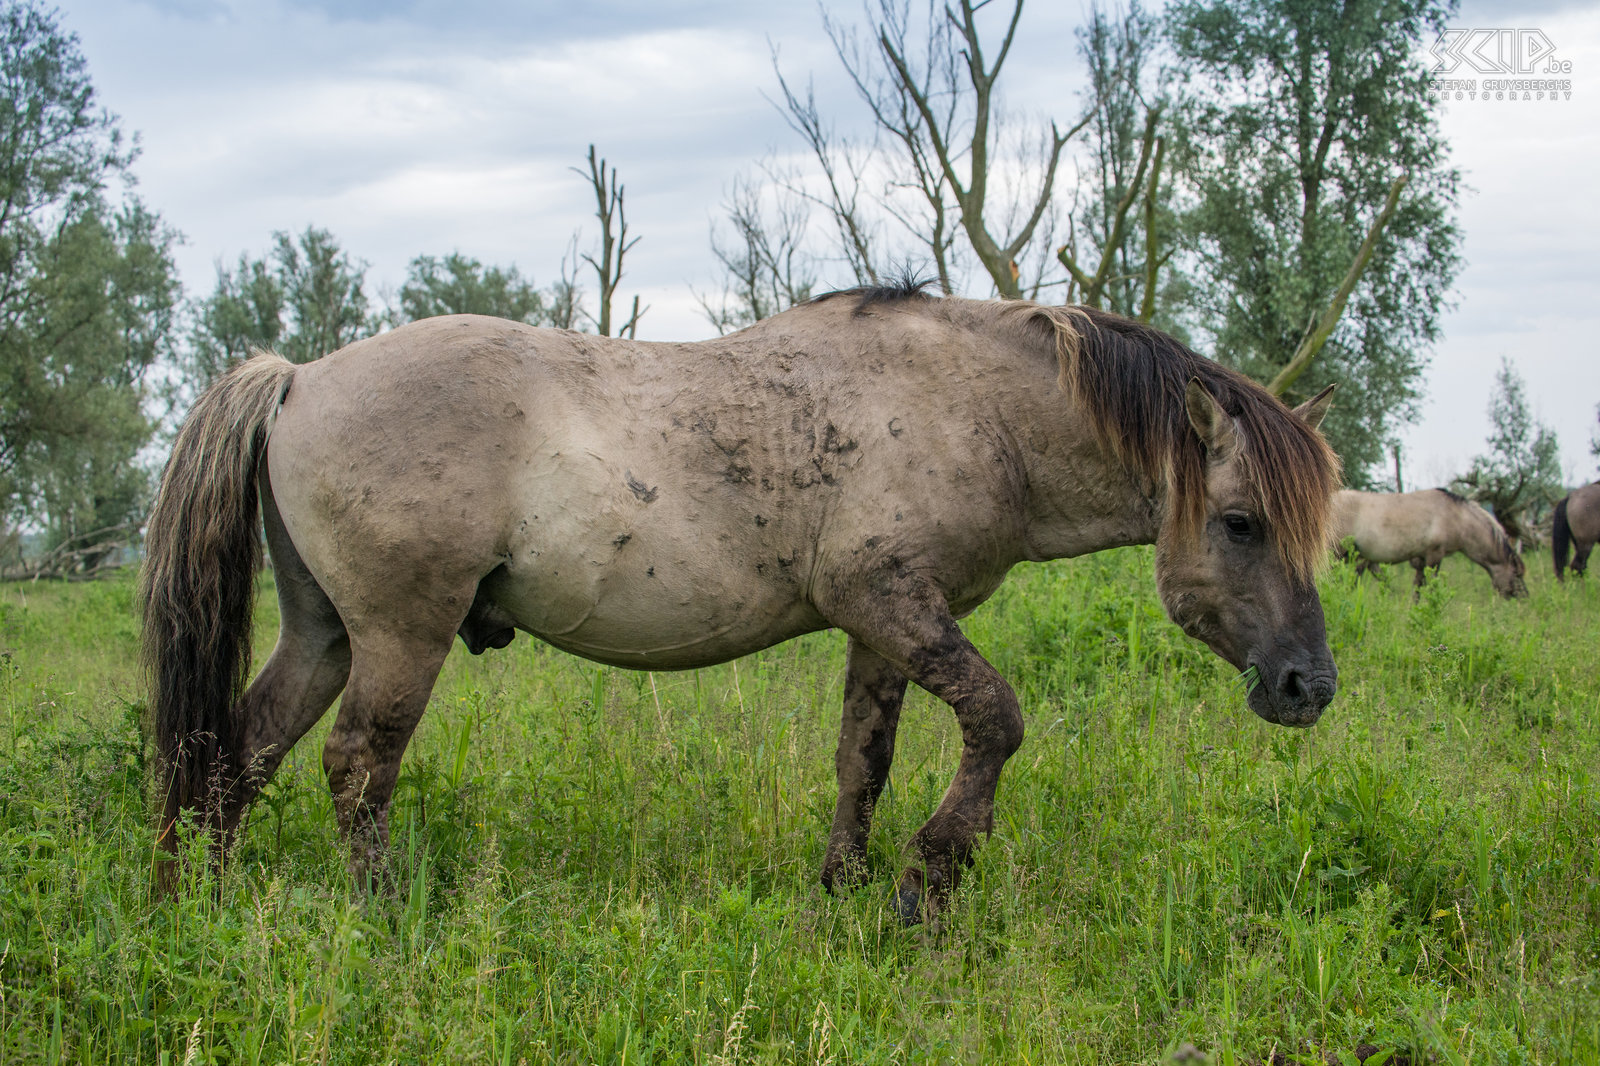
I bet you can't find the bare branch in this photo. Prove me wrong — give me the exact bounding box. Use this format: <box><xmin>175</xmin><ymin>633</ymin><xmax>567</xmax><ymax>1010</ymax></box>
<box><xmin>1268</xmin><ymin>174</ymin><xmax>1408</xmax><ymax>397</ymax></box>
<box><xmin>1056</xmin><ymin>105</ymin><xmax>1160</xmax><ymax>307</ymax></box>
<box><xmin>1138</xmin><ymin>134</ymin><xmax>1166</xmax><ymax>322</ymax></box>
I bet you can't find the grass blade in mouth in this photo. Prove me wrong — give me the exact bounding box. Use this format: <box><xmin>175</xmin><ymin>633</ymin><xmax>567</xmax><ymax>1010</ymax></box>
<box><xmin>1236</xmin><ymin>664</ymin><xmax>1262</xmax><ymax>693</ymax></box>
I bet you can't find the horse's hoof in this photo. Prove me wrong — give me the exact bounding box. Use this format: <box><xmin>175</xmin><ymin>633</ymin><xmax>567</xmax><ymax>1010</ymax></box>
<box><xmin>820</xmin><ymin>854</ymin><xmax>868</xmax><ymax>896</ymax></box>
<box><xmin>895</xmin><ymin>885</ymin><xmax>923</xmax><ymax>925</ymax></box>
<box><xmin>894</xmin><ymin>868</ymin><xmax>926</xmax><ymax>925</ymax></box>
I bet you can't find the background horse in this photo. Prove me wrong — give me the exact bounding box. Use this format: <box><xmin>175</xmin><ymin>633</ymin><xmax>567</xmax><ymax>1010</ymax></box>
<box><xmin>1333</xmin><ymin>487</ymin><xmax>1526</xmax><ymax>598</ymax></box>
<box><xmin>1552</xmin><ymin>482</ymin><xmax>1600</xmax><ymax>581</ymax></box>
<box><xmin>142</xmin><ymin>290</ymin><xmax>1341</xmax><ymax>920</ymax></box>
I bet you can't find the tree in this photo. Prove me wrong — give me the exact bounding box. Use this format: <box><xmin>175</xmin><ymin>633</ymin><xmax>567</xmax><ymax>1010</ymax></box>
<box><xmin>186</xmin><ymin>253</ymin><xmax>282</xmax><ymax>385</ymax></box>
<box><xmin>1590</xmin><ymin>403</ymin><xmax>1599</xmax><ymax>472</ymax></box>
<box><xmin>273</xmin><ymin>228</ymin><xmax>372</xmax><ymax>364</ymax></box>
<box><xmin>768</xmin><ymin>73</ymin><xmax>886</xmax><ymax>288</ymax></box>
<box><xmin>1168</xmin><ymin>0</ymin><xmax>1461</xmax><ymax>484</ymax></box>
<box><xmin>397</xmin><ymin>253</ymin><xmax>552</xmax><ymax>324</ymax></box>
<box><xmin>575</xmin><ymin>145</ymin><xmax>644</xmax><ymax>338</ymax></box>
<box><xmin>189</xmin><ymin>226</ymin><xmax>373</xmax><ymax>385</ymax></box>
<box><xmin>1454</xmin><ymin>359</ymin><xmax>1561</xmax><ymax>547</ymax></box>
<box><xmin>696</xmin><ymin>173</ymin><xmax>816</xmax><ymax>334</ymax></box>
<box><xmin>797</xmin><ymin>0</ymin><xmax>1090</xmax><ymax>298</ymax></box>
<box><xmin>0</xmin><ymin>2</ymin><xmax>181</xmax><ymax>550</ymax></box>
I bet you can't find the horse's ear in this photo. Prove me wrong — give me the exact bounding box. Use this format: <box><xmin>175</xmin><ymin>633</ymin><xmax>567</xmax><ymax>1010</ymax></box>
<box><xmin>1291</xmin><ymin>383</ymin><xmax>1336</xmax><ymax>431</ymax></box>
<box><xmin>1184</xmin><ymin>378</ymin><xmax>1238</xmax><ymax>461</ymax></box>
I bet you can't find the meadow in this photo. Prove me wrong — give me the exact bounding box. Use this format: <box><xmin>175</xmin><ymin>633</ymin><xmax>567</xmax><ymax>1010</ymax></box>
<box><xmin>0</xmin><ymin>547</ymin><xmax>1596</xmax><ymax>1065</ymax></box>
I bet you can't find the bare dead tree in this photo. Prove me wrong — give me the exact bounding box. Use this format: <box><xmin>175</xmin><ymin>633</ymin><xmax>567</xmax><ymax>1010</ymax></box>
<box><xmin>1057</xmin><ymin>105</ymin><xmax>1163</xmax><ymax>308</ymax></box>
<box><xmin>575</xmin><ymin>145</ymin><xmax>645</xmax><ymax>338</ymax></box>
<box><xmin>0</xmin><ymin>522</ymin><xmax>135</xmax><ymax>582</ymax></box>
<box><xmin>769</xmin><ymin>70</ymin><xmax>887</xmax><ymax>287</ymax></box>
<box><xmin>822</xmin><ymin>0</ymin><xmax>1089</xmax><ymax>299</ymax></box>
<box><xmin>545</xmin><ymin>235</ymin><xmax>584</xmax><ymax>331</ymax></box>
<box><xmin>696</xmin><ymin>173</ymin><xmax>818</xmax><ymax>335</ymax></box>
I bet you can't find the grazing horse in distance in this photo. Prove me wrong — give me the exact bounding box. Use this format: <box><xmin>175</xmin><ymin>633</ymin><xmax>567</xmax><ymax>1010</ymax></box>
<box><xmin>1332</xmin><ymin>488</ymin><xmax>1527</xmax><ymax>599</ymax></box>
<box><xmin>141</xmin><ymin>288</ymin><xmax>1342</xmax><ymax>921</ymax></box>
<box><xmin>1552</xmin><ymin>482</ymin><xmax>1600</xmax><ymax>581</ymax></box>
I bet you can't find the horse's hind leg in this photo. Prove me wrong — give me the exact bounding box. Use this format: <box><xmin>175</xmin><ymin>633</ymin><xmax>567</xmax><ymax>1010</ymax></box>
<box><xmin>1573</xmin><ymin>538</ymin><xmax>1593</xmax><ymax>577</ymax></box>
<box><xmin>1411</xmin><ymin>557</ymin><xmax>1428</xmax><ymax>601</ymax></box>
<box><xmin>821</xmin><ymin>638</ymin><xmax>908</xmax><ymax>893</ymax></box>
<box><xmin>321</xmin><ymin>619</ymin><xmax>461</xmax><ymax>888</ymax></box>
<box><xmin>218</xmin><ymin>477</ymin><xmax>351</xmax><ymax>847</ymax></box>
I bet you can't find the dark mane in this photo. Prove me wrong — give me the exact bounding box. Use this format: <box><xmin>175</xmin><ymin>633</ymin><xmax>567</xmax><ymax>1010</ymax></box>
<box><xmin>813</xmin><ymin>274</ymin><xmax>939</xmax><ymax>314</ymax></box>
<box><xmin>1434</xmin><ymin>487</ymin><xmax>1467</xmax><ymax>503</ymax></box>
<box><xmin>1018</xmin><ymin>303</ymin><xmax>1342</xmax><ymax>581</ymax></box>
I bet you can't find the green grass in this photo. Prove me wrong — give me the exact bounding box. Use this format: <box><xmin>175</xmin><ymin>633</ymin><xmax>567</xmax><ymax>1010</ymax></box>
<box><xmin>0</xmin><ymin>549</ymin><xmax>1597</xmax><ymax>1064</ymax></box>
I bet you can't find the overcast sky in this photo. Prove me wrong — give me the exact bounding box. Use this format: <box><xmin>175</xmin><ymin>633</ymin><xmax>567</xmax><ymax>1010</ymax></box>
<box><xmin>61</xmin><ymin>0</ymin><xmax>1600</xmax><ymax>487</ymax></box>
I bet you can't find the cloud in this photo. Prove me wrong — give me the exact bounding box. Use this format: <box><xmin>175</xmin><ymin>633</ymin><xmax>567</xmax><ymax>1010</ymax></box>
<box><xmin>55</xmin><ymin>0</ymin><xmax>1600</xmax><ymax>481</ymax></box>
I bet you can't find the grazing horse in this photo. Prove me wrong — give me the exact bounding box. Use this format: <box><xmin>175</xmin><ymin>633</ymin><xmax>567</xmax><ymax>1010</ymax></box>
<box><xmin>141</xmin><ymin>289</ymin><xmax>1342</xmax><ymax>920</ymax></box>
<box><xmin>1332</xmin><ymin>488</ymin><xmax>1527</xmax><ymax>598</ymax></box>
<box><xmin>1552</xmin><ymin>482</ymin><xmax>1600</xmax><ymax>581</ymax></box>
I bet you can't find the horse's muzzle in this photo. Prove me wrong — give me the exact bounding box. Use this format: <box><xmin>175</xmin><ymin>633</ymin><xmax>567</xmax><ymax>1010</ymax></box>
<box><xmin>1248</xmin><ymin>660</ymin><xmax>1337</xmax><ymax>727</ymax></box>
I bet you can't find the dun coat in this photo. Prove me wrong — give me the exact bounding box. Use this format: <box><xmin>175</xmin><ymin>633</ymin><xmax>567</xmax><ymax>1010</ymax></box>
<box><xmin>142</xmin><ymin>289</ymin><xmax>1342</xmax><ymax>919</ymax></box>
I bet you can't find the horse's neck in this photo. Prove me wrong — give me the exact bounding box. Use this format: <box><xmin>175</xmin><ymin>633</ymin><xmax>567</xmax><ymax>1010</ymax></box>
<box><xmin>1015</xmin><ymin>400</ymin><xmax>1163</xmax><ymax>562</ymax></box>
<box><xmin>1460</xmin><ymin>512</ymin><xmax>1501</xmax><ymax>563</ymax></box>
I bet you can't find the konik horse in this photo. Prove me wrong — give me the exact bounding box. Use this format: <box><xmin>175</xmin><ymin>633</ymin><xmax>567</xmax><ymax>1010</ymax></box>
<box><xmin>1332</xmin><ymin>488</ymin><xmax>1526</xmax><ymax>598</ymax></box>
<box><xmin>142</xmin><ymin>288</ymin><xmax>1342</xmax><ymax>919</ymax></box>
<box><xmin>1553</xmin><ymin>482</ymin><xmax>1600</xmax><ymax>581</ymax></box>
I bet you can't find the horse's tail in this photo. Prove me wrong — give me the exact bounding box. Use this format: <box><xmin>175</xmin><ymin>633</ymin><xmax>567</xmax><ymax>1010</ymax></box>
<box><xmin>140</xmin><ymin>352</ymin><xmax>297</xmax><ymax>864</ymax></box>
<box><xmin>1552</xmin><ymin>496</ymin><xmax>1572</xmax><ymax>581</ymax></box>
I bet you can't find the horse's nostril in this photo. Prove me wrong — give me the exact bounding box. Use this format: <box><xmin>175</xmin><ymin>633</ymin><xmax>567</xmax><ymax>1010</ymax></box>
<box><xmin>1282</xmin><ymin>669</ymin><xmax>1306</xmax><ymax>701</ymax></box>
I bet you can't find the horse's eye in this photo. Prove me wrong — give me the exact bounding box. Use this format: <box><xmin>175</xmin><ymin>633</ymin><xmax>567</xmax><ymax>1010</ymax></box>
<box><xmin>1223</xmin><ymin>513</ymin><xmax>1253</xmax><ymax>540</ymax></box>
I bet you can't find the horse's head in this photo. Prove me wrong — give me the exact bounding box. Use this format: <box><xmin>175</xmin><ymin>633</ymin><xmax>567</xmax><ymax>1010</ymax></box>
<box><xmin>1487</xmin><ymin>540</ymin><xmax>1528</xmax><ymax>599</ymax></box>
<box><xmin>1156</xmin><ymin>381</ymin><xmax>1341</xmax><ymax>728</ymax></box>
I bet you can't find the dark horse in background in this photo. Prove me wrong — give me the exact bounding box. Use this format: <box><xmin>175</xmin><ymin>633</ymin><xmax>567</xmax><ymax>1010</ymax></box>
<box><xmin>1553</xmin><ymin>482</ymin><xmax>1600</xmax><ymax>581</ymax></box>
<box><xmin>141</xmin><ymin>287</ymin><xmax>1341</xmax><ymax>920</ymax></box>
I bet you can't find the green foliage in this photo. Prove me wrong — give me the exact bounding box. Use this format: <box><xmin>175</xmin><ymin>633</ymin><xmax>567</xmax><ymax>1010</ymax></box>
<box><xmin>0</xmin><ymin>1</ymin><xmax>180</xmax><ymax>543</ymax></box>
<box><xmin>395</xmin><ymin>253</ymin><xmax>556</xmax><ymax>326</ymax></box>
<box><xmin>188</xmin><ymin>226</ymin><xmax>373</xmax><ymax>385</ymax></box>
<box><xmin>185</xmin><ymin>254</ymin><xmax>283</xmax><ymax>384</ymax></box>
<box><xmin>2</xmin><ymin>549</ymin><xmax>1598</xmax><ymax>1063</ymax></box>
<box><xmin>1455</xmin><ymin>359</ymin><xmax>1563</xmax><ymax>545</ymax></box>
<box><xmin>1167</xmin><ymin>0</ymin><xmax>1462</xmax><ymax>485</ymax></box>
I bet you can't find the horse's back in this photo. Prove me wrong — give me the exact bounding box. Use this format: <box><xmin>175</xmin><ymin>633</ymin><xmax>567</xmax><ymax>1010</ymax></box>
<box><xmin>258</xmin><ymin>312</ymin><xmax>1030</xmax><ymax>669</ymax></box>
<box><xmin>1568</xmin><ymin>482</ymin><xmax>1600</xmax><ymax>540</ymax></box>
<box><xmin>1337</xmin><ymin>489</ymin><xmax>1456</xmax><ymax>562</ymax></box>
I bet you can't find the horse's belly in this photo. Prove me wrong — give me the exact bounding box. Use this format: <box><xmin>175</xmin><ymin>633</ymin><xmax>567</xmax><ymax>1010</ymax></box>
<box><xmin>485</xmin><ymin>540</ymin><xmax>824</xmax><ymax>670</ymax></box>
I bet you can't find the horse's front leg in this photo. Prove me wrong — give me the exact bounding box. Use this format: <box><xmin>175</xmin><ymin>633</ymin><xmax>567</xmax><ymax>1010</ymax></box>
<box><xmin>821</xmin><ymin>581</ymin><xmax>1024</xmax><ymax>925</ymax></box>
<box><xmin>821</xmin><ymin>638</ymin><xmax>908</xmax><ymax>893</ymax></box>
<box><xmin>1411</xmin><ymin>556</ymin><xmax>1428</xmax><ymax>600</ymax></box>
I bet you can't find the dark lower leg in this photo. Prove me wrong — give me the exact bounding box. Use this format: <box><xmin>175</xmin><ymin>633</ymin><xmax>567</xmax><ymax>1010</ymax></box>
<box><xmin>217</xmin><ymin>632</ymin><xmax>351</xmax><ymax>841</ymax></box>
<box><xmin>820</xmin><ymin>579</ymin><xmax>1024</xmax><ymax>923</ymax></box>
<box><xmin>895</xmin><ymin>671</ymin><xmax>1023</xmax><ymax>922</ymax></box>
<box><xmin>218</xmin><ymin>474</ymin><xmax>352</xmax><ymax>838</ymax></box>
<box><xmin>821</xmin><ymin>638</ymin><xmax>907</xmax><ymax>892</ymax></box>
<box><xmin>323</xmin><ymin>638</ymin><xmax>450</xmax><ymax>889</ymax></box>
